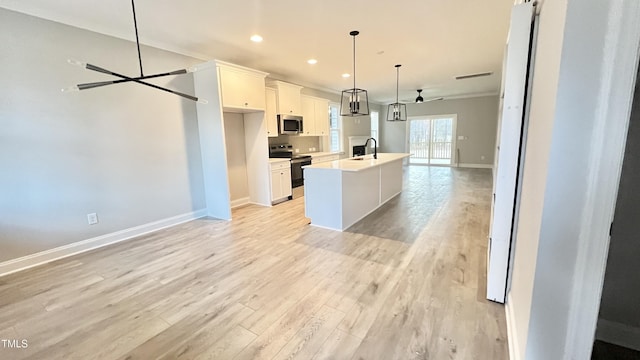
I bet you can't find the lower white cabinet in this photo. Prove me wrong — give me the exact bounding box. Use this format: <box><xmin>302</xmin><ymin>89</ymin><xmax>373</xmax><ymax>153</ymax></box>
<box><xmin>311</xmin><ymin>154</ymin><xmax>340</xmax><ymax>164</ymax></box>
<box><xmin>270</xmin><ymin>161</ymin><xmax>292</xmax><ymax>203</ymax></box>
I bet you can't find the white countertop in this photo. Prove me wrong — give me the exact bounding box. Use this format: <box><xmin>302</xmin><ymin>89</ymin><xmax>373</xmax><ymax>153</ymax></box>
<box><xmin>269</xmin><ymin>158</ymin><xmax>291</xmax><ymax>164</ymax></box>
<box><xmin>304</xmin><ymin>153</ymin><xmax>410</xmax><ymax>172</ymax></box>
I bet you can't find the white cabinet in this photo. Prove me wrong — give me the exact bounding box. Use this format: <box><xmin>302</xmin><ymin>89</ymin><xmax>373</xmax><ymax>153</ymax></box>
<box><xmin>312</xmin><ymin>154</ymin><xmax>340</xmax><ymax>164</ymax></box>
<box><xmin>300</xmin><ymin>95</ymin><xmax>330</xmax><ymax>136</ymax></box>
<box><xmin>301</xmin><ymin>96</ymin><xmax>316</xmax><ymax>136</ymax></box>
<box><xmin>270</xmin><ymin>160</ymin><xmax>292</xmax><ymax>203</ymax></box>
<box><xmin>314</xmin><ymin>98</ymin><xmax>330</xmax><ymax>136</ymax></box>
<box><xmin>267</xmin><ymin>80</ymin><xmax>303</xmax><ymax>115</ymax></box>
<box><xmin>193</xmin><ymin>60</ymin><xmax>271</xmax><ymax>220</ymax></box>
<box><xmin>265</xmin><ymin>87</ymin><xmax>278</xmax><ymax>137</ymax></box>
<box><xmin>218</xmin><ymin>63</ymin><xmax>267</xmax><ymax>111</ymax></box>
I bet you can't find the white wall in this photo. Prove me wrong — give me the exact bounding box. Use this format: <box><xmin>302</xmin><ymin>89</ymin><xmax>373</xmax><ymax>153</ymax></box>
<box><xmin>507</xmin><ymin>0</ymin><xmax>640</xmax><ymax>358</ymax></box>
<box><xmin>379</xmin><ymin>96</ymin><xmax>499</xmax><ymax>165</ymax></box>
<box><xmin>508</xmin><ymin>1</ymin><xmax>567</xmax><ymax>357</ymax></box>
<box><xmin>0</xmin><ymin>9</ymin><xmax>205</xmax><ymax>262</ymax></box>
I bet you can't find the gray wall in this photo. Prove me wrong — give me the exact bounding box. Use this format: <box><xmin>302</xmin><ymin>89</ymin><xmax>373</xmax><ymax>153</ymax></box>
<box><xmin>0</xmin><ymin>9</ymin><xmax>205</xmax><ymax>262</ymax></box>
<box><xmin>598</xmin><ymin>66</ymin><xmax>640</xmax><ymax>337</ymax></box>
<box><xmin>224</xmin><ymin>113</ymin><xmax>250</xmax><ymax>202</ymax></box>
<box><xmin>379</xmin><ymin>96</ymin><xmax>499</xmax><ymax>165</ymax></box>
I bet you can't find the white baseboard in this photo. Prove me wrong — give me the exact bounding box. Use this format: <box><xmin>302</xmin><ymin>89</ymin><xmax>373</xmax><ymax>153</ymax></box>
<box><xmin>458</xmin><ymin>163</ymin><xmax>494</xmax><ymax>169</ymax></box>
<box><xmin>230</xmin><ymin>197</ymin><xmax>250</xmax><ymax>208</ymax></box>
<box><xmin>596</xmin><ymin>318</ymin><xmax>640</xmax><ymax>351</ymax></box>
<box><xmin>0</xmin><ymin>209</ymin><xmax>207</xmax><ymax>277</ymax></box>
<box><xmin>506</xmin><ymin>293</ymin><xmax>521</xmax><ymax>360</ymax></box>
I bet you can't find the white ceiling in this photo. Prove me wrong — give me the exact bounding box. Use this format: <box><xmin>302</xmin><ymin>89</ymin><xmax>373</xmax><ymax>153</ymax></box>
<box><xmin>0</xmin><ymin>0</ymin><xmax>514</xmax><ymax>103</ymax></box>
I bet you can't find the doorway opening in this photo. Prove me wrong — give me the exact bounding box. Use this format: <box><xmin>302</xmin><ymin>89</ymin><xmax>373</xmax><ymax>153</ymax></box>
<box><xmin>406</xmin><ymin>115</ymin><xmax>457</xmax><ymax>165</ymax></box>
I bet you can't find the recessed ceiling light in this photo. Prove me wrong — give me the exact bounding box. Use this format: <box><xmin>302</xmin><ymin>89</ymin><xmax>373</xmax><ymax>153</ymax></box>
<box><xmin>307</xmin><ymin>59</ymin><xmax>318</xmax><ymax>65</ymax></box>
<box><xmin>342</xmin><ymin>73</ymin><xmax>351</xmax><ymax>78</ymax></box>
<box><xmin>250</xmin><ymin>35</ymin><xmax>263</xmax><ymax>43</ymax></box>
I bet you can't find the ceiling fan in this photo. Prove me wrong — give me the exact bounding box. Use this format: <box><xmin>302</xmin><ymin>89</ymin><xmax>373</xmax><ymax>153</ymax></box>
<box><xmin>62</xmin><ymin>0</ymin><xmax>206</xmax><ymax>103</ymax></box>
<box><xmin>402</xmin><ymin>90</ymin><xmax>444</xmax><ymax>103</ymax></box>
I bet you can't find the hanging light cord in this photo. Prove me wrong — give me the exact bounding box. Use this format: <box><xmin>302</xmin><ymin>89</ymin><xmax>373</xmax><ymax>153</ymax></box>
<box><xmin>396</xmin><ymin>66</ymin><xmax>400</xmax><ymax>103</ymax></box>
<box><xmin>352</xmin><ymin>33</ymin><xmax>356</xmax><ymax>90</ymax></box>
<box><xmin>131</xmin><ymin>0</ymin><xmax>144</xmax><ymax>77</ymax></box>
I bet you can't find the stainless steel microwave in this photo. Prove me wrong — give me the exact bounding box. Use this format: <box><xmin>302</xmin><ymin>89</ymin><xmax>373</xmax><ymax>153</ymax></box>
<box><xmin>278</xmin><ymin>114</ymin><xmax>303</xmax><ymax>135</ymax></box>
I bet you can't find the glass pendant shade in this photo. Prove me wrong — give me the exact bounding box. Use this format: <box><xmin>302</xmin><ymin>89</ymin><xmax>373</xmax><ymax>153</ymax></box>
<box><xmin>341</xmin><ymin>88</ymin><xmax>370</xmax><ymax>116</ymax></box>
<box><xmin>340</xmin><ymin>31</ymin><xmax>370</xmax><ymax>117</ymax></box>
<box><xmin>387</xmin><ymin>64</ymin><xmax>407</xmax><ymax>121</ymax></box>
<box><xmin>387</xmin><ymin>102</ymin><xmax>407</xmax><ymax>121</ymax></box>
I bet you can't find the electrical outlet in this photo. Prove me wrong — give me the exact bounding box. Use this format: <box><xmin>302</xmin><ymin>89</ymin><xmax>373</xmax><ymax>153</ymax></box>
<box><xmin>295</xmin><ymin>148</ymin><xmax>299</xmax><ymax>153</ymax></box>
<box><xmin>481</xmin><ymin>155</ymin><xmax>485</xmax><ymax>160</ymax></box>
<box><xmin>87</xmin><ymin>213</ymin><xmax>98</xmax><ymax>225</ymax></box>
<box><xmin>458</xmin><ymin>135</ymin><xmax>465</xmax><ymax>140</ymax></box>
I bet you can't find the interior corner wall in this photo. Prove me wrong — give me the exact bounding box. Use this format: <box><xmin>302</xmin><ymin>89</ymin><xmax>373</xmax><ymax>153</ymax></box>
<box><xmin>508</xmin><ymin>0</ymin><xmax>626</xmax><ymax>358</ymax></box>
<box><xmin>223</xmin><ymin>113</ymin><xmax>250</xmax><ymax>203</ymax></box>
<box><xmin>0</xmin><ymin>9</ymin><xmax>206</xmax><ymax>263</ymax></box>
<box><xmin>379</xmin><ymin>96</ymin><xmax>499</xmax><ymax>165</ymax></box>
<box><xmin>596</xmin><ymin>65</ymin><xmax>640</xmax><ymax>350</ymax></box>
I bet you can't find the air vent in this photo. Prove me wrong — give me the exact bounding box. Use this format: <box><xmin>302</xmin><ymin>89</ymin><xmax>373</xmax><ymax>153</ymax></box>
<box><xmin>455</xmin><ymin>72</ymin><xmax>493</xmax><ymax>80</ymax></box>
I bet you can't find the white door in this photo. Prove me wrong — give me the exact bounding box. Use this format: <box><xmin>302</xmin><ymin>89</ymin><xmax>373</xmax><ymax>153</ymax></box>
<box><xmin>486</xmin><ymin>2</ymin><xmax>536</xmax><ymax>303</ymax></box>
<box><xmin>406</xmin><ymin>115</ymin><xmax>457</xmax><ymax>165</ymax></box>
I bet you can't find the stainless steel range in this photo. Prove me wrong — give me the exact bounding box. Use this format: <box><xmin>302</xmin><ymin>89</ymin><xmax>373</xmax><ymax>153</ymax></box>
<box><xmin>269</xmin><ymin>144</ymin><xmax>312</xmax><ymax>188</ymax></box>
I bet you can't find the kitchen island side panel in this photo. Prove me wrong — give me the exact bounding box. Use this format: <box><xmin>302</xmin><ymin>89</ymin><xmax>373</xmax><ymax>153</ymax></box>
<box><xmin>380</xmin><ymin>159</ymin><xmax>404</xmax><ymax>204</ymax></box>
<box><xmin>304</xmin><ymin>169</ymin><xmax>343</xmax><ymax>230</ymax></box>
<box><xmin>342</xmin><ymin>166</ymin><xmax>381</xmax><ymax>230</ymax></box>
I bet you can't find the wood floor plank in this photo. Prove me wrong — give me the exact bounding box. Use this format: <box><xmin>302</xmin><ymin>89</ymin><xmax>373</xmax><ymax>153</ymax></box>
<box><xmin>310</xmin><ymin>328</ymin><xmax>362</xmax><ymax>360</ymax></box>
<box><xmin>271</xmin><ymin>305</ymin><xmax>346</xmax><ymax>360</ymax></box>
<box><xmin>0</xmin><ymin>167</ymin><xmax>507</xmax><ymax>360</ymax></box>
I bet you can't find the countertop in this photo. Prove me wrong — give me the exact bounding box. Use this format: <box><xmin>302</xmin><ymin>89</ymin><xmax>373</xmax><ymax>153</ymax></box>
<box><xmin>303</xmin><ymin>153</ymin><xmax>410</xmax><ymax>172</ymax></box>
<box><xmin>269</xmin><ymin>158</ymin><xmax>291</xmax><ymax>164</ymax></box>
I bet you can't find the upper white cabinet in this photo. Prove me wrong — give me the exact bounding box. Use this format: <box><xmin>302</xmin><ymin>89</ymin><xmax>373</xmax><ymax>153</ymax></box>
<box><xmin>218</xmin><ymin>62</ymin><xmax>268</xmax><ymax>112</ymax></box>
<box><xmin>301</xmin><ymin>96</ymin><xmax>316</xmax><ymax>136</ymax></box>
<box><xmin>192</xmin><ymin>60</ymin><xmax>271</xmax><ymax>220</ymax></box>
<box><xmin>300</xmin><ymin>95</ymin><xmax>330</xmax><ymax>136</ymax></box>
<box><xmin>267</xmin><ymin>80</ymin><xmax>303</xmax><ymax>115</ymax></box>
<box><xmin>265</xmin><ymin>87</ymin><xmax>278</xmax><ymax>137</ymax></box>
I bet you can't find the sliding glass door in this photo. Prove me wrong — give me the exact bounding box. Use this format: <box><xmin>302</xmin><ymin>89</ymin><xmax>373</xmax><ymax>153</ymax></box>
<box><xmin>407</xmin><ymin>115</ymin><xmax>457</xmax><ymax>165</ymax></box>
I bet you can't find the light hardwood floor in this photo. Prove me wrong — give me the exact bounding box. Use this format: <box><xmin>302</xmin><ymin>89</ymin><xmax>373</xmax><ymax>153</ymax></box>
<box><xmin>0</xmin><ymin>166</ymin><xmax>507</xmax><ymax>360</ymax></box>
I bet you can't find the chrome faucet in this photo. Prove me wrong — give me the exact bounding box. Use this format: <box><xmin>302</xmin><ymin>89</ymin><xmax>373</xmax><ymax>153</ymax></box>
<box><xmin>363</xmin><ymin>137</ymin><xmax>377</xmax><ymax>159</ymax></box>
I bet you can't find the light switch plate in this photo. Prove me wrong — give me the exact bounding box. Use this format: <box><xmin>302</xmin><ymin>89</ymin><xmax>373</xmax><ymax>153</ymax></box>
<box><xmin>87</xmin><ymin>213</ymin><xmax>98</xmax><ymax>225</ymax></box>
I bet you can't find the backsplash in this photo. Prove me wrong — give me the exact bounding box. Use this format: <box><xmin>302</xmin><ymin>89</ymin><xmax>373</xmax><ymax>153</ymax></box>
<box><xmin>268</xmin><ymin>135</ymin><xmax>321</xmax><ymax>154</ymax></box>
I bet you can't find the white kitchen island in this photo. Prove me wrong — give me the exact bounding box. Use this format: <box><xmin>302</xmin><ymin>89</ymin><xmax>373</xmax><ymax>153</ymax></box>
<box><xmin>304</xmin><ymin>153</ymin><xmax>410</xmax><ymax>231</ymax></box>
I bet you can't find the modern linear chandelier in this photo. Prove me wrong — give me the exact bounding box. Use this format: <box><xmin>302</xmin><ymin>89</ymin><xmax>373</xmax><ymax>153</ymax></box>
<box><xmin>62</xmin><ymin>0</ymin><xmax>206</xmax><ymax>103</ymax></box>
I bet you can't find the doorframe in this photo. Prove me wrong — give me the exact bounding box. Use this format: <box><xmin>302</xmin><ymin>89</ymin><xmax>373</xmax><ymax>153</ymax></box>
<box><xmin>405</xmin><ymin>114</ymin><xmax>458</xmax><ymax>166</ymax></box>
<box><xmin>565</xmin><ymin>0</ymin><xmax>640</xmax><ymax>357</ymax></box>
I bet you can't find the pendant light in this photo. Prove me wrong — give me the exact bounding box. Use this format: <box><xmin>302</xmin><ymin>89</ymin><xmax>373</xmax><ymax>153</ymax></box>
<box><xmin>387</xmin><ymin>64</ymin><xmax>407</xmax><ymax>121</ymax></box>
<box><xmin>62</xmin><ymin>0</ymin><xmax>206</xmax><ymax>103</ymax></box>
<box><xmin>415</xmin><ymin>89</ymin><xmax>424</xmax><ymax>103</ymax></box>
<box><xmin>340</xmin><ymin>31</ymin><xmax>370</xmax><ymax>117</ymax></box>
